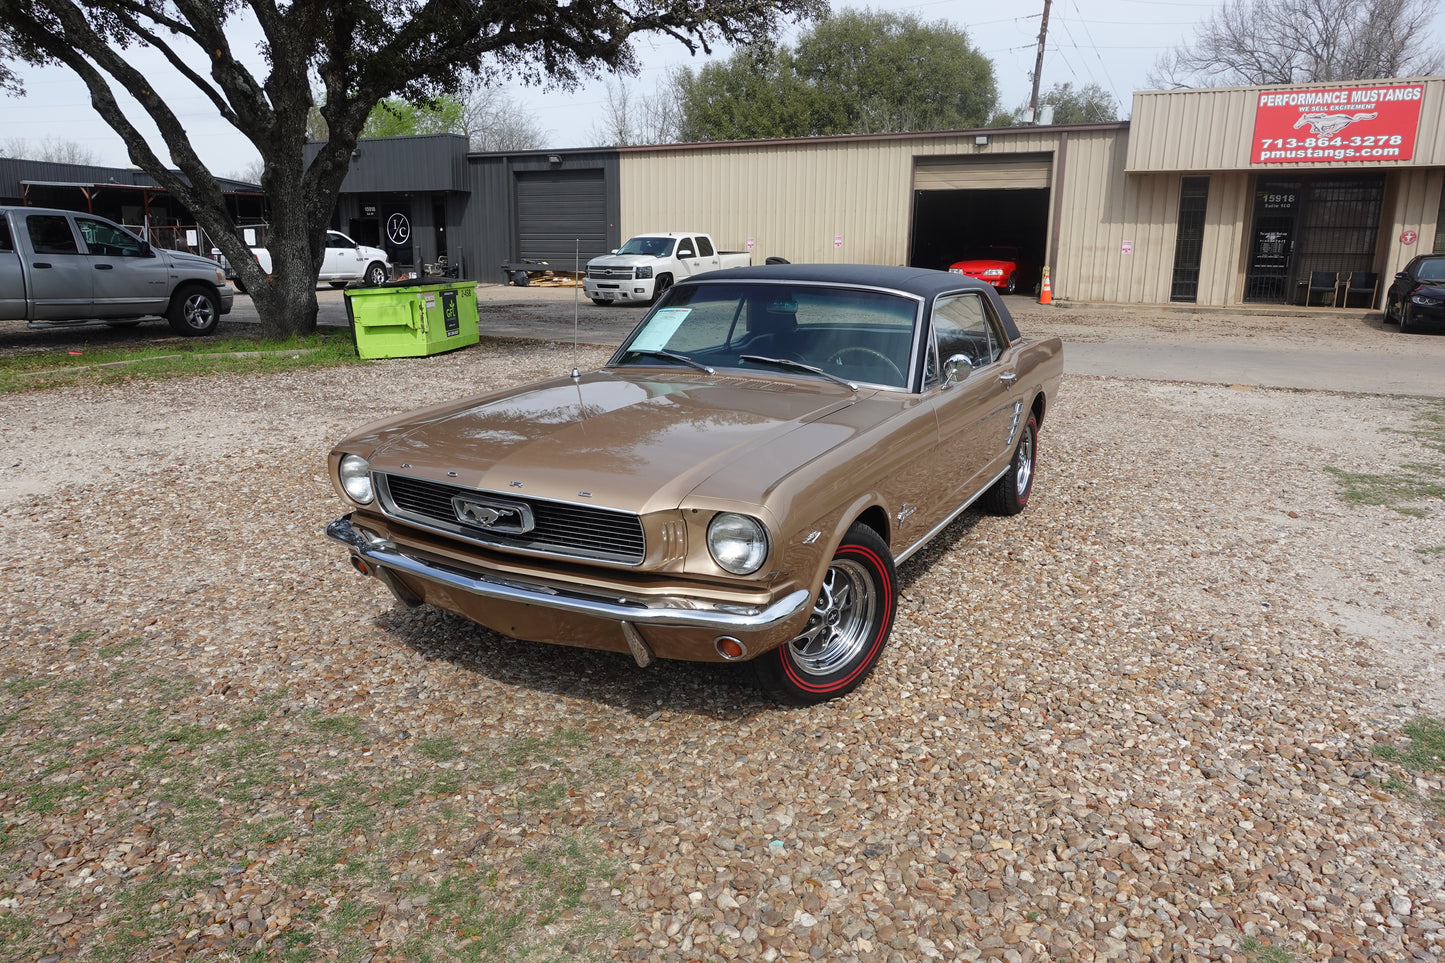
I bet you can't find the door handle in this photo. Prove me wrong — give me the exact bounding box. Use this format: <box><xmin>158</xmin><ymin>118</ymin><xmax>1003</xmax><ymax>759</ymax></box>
<box><xmin>33</xmin><ymin>262</ymin><xmax>52</xmax><ymax>269</ymax></box>
<box><xmin>998</xmin><ymin>372</ymin><xmax>1018</xmax><ymax>385</ymax></box>
<box><xmin>95</xmin><ymin>263</ymin><xmax>114</xmax><ymax>270</ymax></box>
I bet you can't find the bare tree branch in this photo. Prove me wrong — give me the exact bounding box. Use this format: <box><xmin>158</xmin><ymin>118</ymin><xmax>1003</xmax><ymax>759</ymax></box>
<box><xmin>1150</xmin><ymin>0</ymin><xmax>1441</xmax><ymax>87</ymax></box>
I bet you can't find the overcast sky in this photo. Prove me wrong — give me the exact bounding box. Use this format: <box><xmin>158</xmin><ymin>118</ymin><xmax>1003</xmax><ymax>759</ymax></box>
<box><xmin>2</xmin><ymin>0</ymin><xmax>1230</xmax><ymax>175</ymax></box>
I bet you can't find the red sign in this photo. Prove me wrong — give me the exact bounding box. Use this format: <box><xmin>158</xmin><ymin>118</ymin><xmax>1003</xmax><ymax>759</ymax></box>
<box><xmin>1401</xmin><ymin>230</ymin><xmax>1418</xmax><ymax>245</ymax></box>
<box><xmin>1251</xmin><ymin>83</ymin><xmax>1424</xmax><ymax>164</ymax></box>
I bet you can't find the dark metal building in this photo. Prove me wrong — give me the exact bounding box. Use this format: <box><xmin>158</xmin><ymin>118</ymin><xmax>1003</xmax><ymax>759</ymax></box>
<box><xmin>315</xmin><ymin>134</ymin><xmax>622</xmax><ymax>281</ymax></box>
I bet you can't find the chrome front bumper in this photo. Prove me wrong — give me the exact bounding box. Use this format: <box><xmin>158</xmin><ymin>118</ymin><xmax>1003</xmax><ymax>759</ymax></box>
<box><xmin>326</xmin><ymin>516</ymin><xmax>811</xmax><ymax>664</ymax></box>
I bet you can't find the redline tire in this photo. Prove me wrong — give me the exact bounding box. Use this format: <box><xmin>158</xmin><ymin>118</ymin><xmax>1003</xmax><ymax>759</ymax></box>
<box><xmin>756</xmin><ymin>522</ymin><xmax>896</xmax><ymax>705</ymax></box>
<box><xmin>984</xmin><ymin>412</ymin><xmax>1038</xmax><ymax>516</ymax></box>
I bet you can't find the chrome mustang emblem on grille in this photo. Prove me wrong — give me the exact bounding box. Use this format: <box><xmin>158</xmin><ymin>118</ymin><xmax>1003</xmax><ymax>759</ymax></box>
<box><xmin>452</xmin><ymin>496</ymin><xmax>535</xmax><ymax>534</ymax></box>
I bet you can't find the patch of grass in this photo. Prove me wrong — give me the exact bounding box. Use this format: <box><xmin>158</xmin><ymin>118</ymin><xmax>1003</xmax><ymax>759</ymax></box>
<box><xmin>1241</xmin><ymin>936</ymin><xmax>1303</xmax><ymax>962</ymax></box>
<box><xmin>0</xmin><ymin>664</ymin><xmax>620</xmax><ymax>961</ymax></box>
<box><xmin>417</xmin><ymin>733</ymin><xmax>461</xmax><ymax>761</ymax></box>
<box><xmin>0</xmin><ymin>330</ymin><xmax>363</xmax><ymax>393</ymax></box>
<box><xmin>1374</xmin><ymin>715</ymin><xmax>1445</xmax><ymax>817</ymax></box>
<box><xmin>1325</xmin><ymin>400</ymin><xmax>1445</xmax><ymax>515</ymax></box>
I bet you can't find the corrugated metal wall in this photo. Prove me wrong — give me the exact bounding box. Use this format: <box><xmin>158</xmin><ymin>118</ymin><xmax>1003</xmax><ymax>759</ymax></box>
<box><xmin>618</xmin><ymin>129</ymin><xmax>1093</xmax><ymax>267</ymax></box>
<box><xmin>461</xmin><ymin>150</ymin><xmax>621</xmax><ymax>284</ymax></box>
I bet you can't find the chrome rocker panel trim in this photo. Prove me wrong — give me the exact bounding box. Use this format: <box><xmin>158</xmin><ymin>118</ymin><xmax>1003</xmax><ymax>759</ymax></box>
<box><xmin>327</xmin><ymin>515</ymin><xmax>812</xmax><ymax>633</ymax></box>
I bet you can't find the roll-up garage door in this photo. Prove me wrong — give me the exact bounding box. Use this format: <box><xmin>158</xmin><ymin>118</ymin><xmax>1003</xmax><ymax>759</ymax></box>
<box><xmin>514</xmin><ymin>169</ymin><xmax>608</xmax><ymax>265</ymax></box>
<box><xmin>912</xmin><ymin>154</ymin><xmax>1053</xmax><ymax>191</ymax></box>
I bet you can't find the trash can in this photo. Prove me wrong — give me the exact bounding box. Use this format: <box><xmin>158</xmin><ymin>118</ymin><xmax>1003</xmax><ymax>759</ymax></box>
<box><xmin>343</xmin><ymin>280</ymin><xmax>480</xmax><ymax>359</ymax></box>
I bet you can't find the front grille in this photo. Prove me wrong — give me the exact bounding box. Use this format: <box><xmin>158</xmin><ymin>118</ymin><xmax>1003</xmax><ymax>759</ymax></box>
<box><xmin>378</xmin><ymin>474</ymin><xmax>646</xmax><ymax>565</ymax></box>
<box><xmin>588</xmin><ymin>267</ymin><xmax>634</xmax><ymax>281</ymax></box>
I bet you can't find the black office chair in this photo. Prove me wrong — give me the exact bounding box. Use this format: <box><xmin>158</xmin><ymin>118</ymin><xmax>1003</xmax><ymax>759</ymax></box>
<box><xmin>1340</xmin><ymin>272</ymin><xmax>1378</xmax><ymax>309</ymax></box>
<box><xmin>1305</xmin><ymin>271</ymin><xmax>1341</xmax><ymax>307</ymax></box>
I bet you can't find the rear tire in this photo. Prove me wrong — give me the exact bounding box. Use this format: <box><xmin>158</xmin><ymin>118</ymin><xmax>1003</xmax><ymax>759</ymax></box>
<box><xmin>755</xmin><ymin>523</ymin><xmax>896</xmax><ymax>706</ymax></box>
<box><xmin>591</xmin><ymin>298</ymin><xmax>614</xmax><ymax>306</ymax></box>
<box><xmin>329</xmin><ymin>281</ymin><xmax>349</xmax><ymax>289</ymax></box>
<box><xmin>984</xmin><ymin>412</ymin><xmax>1038</xmax><ymax>516</ymax></box>
<box><xmin>166</xmin><ymin>285</ymin><xmax>222</xmax><ymax>336</ymax></box>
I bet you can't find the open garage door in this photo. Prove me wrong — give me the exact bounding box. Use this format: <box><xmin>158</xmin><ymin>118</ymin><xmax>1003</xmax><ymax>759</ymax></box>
<box><xmin>514</xmin><ymin>169</ymin><xmax>608</xmax><ymax>266</ymax></box>
<box><xmin>909</xmin><ymin>155</ymin><xmax>1052</xmax><ymax>293</ymax></box>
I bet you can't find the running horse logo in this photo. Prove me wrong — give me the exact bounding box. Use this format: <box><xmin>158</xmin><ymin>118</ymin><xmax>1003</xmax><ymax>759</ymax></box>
<box><xmin>1294</xmin><ymin>112</ymin><xmax>1378</xmax><ymax>137</ymax></box>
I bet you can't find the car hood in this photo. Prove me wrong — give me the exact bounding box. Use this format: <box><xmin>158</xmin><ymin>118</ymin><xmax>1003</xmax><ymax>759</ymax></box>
<box><xmin>952</xmin><ymin>258</ymin><xmax>1015</xmax><ymax>270</ymax></box>
<box><xmin>589</xmin><ymin>253</ymin><xmax>664</xmax><ymax>268</ymax></box>
<box><xmin>349</xmin><ymin>369</ymin><xmax>901</xmax><ymax>514</ymax></box>
<box><xmin>166</xmin><ymin>250</ymin><xmax>223</xmax><ymax>271</ymax></box>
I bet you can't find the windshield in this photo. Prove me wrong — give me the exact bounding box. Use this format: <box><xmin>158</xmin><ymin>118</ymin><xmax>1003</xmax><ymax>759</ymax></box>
<box><xmin>611</xmin><ymin>282</ymin><xmax>921</xmax><ymax>389</ymax></box>
<box><xmin>1416</xmin><ymin>258</ymin><xmax>1445</xmax><ymax>283</ymax></box>
<box><xmin>617</xmin><ymin>236</ymin><xmax>676</xmax><ymax>257</ymax></box>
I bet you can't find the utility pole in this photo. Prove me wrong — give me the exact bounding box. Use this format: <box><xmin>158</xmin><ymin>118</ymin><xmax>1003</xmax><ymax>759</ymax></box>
<box><xmin>1029</xmin><ymin>0</ymin><xmax>1052</xmax><ymax>123</ymax></box>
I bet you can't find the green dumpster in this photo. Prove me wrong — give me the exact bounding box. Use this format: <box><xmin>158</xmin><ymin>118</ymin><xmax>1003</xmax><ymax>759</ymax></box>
<box><xmin>343</xmin><ymin>280</ymin><xmax>480</xmax><ymax>359</ymax></box>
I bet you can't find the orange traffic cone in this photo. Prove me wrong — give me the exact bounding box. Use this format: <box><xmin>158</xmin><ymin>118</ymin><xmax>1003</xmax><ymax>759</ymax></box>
<box><xmin>1039</xmin><ymin>267</ymin><xmax>1052</xmax><ymax>305</ymax></box>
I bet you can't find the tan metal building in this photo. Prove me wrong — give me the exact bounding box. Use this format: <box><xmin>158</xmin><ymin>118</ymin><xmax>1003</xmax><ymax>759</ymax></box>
<box><xmin>616</xmin><ymin>75</ymin><xmax>1445</xmax><ymax>308</ymax></box>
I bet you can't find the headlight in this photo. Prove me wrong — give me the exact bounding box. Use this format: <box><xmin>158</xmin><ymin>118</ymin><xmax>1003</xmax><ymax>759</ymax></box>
<box><xmin>635</xmin><ymin>266</ymin><xmax>653</xmax><ymax>279</ymax></box>
<box><xmin>1411</xmin><ymin>294</ymin><xmax>1443</xmax><ymax>307</ymax></box>
<box><xmin>707</xmin><ymin>513</ymin><xmax>769</xmax><ymax>575</ymax></box>
<box><xmin>338</xmin><ymin>454</ymin><xmax>374</xmax><ymax>504</ymax></box>
<box><xmin>948</xmin><ymin>267</ymin><xmax>963</xmax><ymax>274</ymax></box>
<box><xmin>983</xmin><ymin>268</ymin><xmax>1004</xmax><ymax>276</ymax></box>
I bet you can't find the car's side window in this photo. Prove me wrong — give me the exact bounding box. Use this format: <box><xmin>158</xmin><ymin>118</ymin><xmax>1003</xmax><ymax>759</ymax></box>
<box><xmin>0</xmin><ymin>219</ymin><xmax>12</xmax><ymax>252</ymax></box>
<box><xmin>678</xmin><ymin>239</ymin><xmax>696</xmax><ymax>259</ymax></box>
<box><xmin>76</xmin><ymin>218</ymin><xmax>146</xmax><ymax>257</ymax></box>
<box><xmin>696</xmin><ymin>236</ymin><xmax>715</xmax><ymax>258</ymax></box>
<box><xmin>26</xmin><ymin>215</ymin><xmax>79</xmax><ymax>255</ymax></box>
<box><xmin>932</xmin><ymin>294</ymin><xmax>1001</xmax><ymax>374</ymax></box>
<box><xmin>327</xmin><ymin>231</ymin><xmax>349</xmax><ymax>249</ymax></box>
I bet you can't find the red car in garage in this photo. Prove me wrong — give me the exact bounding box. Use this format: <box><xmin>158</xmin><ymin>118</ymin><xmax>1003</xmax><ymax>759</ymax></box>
<box><xmin>948</xmin><ymin>246</ymin><xmax>1028</xmax><ymax>295</ymax></box>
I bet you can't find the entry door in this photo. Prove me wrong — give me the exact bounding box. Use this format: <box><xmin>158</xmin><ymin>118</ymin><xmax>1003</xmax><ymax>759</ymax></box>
<box><xmin>1243</xmin><ymin>181</ymin><xmax>1300</xmax><ymax>303</ymax></box>
<box><xmin>927</xmin><ymin>293</ymin><xmax>1020</xmax><ymax>514</ymax></box>
<box><xmin>19</xmin><ymin>212</ymin><xmax>93</xmax><ymax>320</ymax></box>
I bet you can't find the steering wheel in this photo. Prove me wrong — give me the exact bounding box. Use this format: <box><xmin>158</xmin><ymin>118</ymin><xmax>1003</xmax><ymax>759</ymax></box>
<box><xmin>825</xmin><ymin>346</ymin><xmax>905</xmax><ymax>384</ymax></box>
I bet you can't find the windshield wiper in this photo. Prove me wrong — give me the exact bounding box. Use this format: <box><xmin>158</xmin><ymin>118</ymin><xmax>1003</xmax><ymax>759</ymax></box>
<box><xmin>739</xmin><ymin>355</ymin><xmax>857</xmax><ymax>391</ymax></box>
<box><xmin>624</xmin><ymin>349</ymin><xmax>714</xmax><ymax>374</ymax></box>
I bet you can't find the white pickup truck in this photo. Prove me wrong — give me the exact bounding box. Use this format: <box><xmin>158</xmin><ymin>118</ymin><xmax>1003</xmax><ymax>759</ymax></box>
<box><xmin>583</xmin><ymin>233</ymin><xmax>752</xmax><ymax>305</ymax></box>
<box><xmin>228</xmin><ymin>230</ymin><xmax>391</xmax><ymax>291</ymax></box>
<box><xmin>0</xmin><ymin>206</ymin><xmax>234</xmax><ymax>336</ymax></box>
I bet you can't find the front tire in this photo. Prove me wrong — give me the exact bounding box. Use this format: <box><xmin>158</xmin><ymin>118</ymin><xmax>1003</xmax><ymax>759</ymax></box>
<box><xmin>756</xmin><ymin>523</ymin><xmax>896</xmax><ymax>705</ymax></box>
<box><xmin>1003</xmin><ymin>272</ymin><xmax>1017</xmax><ymax>295</ymax></box>
<box><xmin>984</xmin><ymin>412</ymin><xmax>1038</xmax><ymax>516</ymax></box>
<box><xmin>649</xmin><ymin>274</ymin><xmax>674</xmax><ymax>305</ymax></box>
<box><xmin>166</xmin><ymin>285</ymin><xmax>222</xmax><ymax>336</ymax></box>
<box><xmin>364</xmin><ymin>262</ymin><xmax>388</xmax><ymax>287</ymax></box>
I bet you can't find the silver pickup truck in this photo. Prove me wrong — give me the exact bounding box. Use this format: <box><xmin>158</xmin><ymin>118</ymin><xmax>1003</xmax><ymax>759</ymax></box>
<box><xmin>0</xmin><ymin>206</ymin><xmax>234</xmax><ymax>336</ymax></box>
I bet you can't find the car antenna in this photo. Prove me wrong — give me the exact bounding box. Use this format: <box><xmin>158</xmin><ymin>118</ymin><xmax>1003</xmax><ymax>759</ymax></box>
<box><xmin>571</xmin><ymin>238</ymin><xmax>581</xmax><ymax>380</ymax></box>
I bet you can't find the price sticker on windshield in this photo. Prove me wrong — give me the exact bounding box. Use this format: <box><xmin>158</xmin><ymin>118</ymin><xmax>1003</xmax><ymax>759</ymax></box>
<box><xmin>630</xmin><ymin>308</ymin><xmax>692</xmax><ymax>351</ymax></box>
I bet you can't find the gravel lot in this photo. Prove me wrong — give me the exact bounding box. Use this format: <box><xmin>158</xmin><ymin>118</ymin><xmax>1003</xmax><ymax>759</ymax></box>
<box><xmin>1</xmin><ymin>301</ymin><xmax>1442</xmax><ymax>962</ymax></box>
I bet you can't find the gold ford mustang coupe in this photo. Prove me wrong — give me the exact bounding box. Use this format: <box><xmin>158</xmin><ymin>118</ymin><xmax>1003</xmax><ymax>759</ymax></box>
<box><xmin>326</xmin><ymin>264</ymin><xmax>1063</xmax><ymax>704</ymax></box>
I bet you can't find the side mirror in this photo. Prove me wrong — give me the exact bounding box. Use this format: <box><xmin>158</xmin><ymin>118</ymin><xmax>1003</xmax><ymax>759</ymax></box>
<box><xmin>1396</xmin><ymin>272</ymin><xmax>1410</xmax><ymax>280</ymax></box>
<box><xmin>941</xmin><ymin>353</ymin><xmax>975</xmax><ymax>389</ymax></box>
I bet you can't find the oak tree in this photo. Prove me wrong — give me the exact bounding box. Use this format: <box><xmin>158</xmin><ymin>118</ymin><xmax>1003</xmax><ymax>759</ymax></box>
<box><xmin>0</xmin><ymin>0</ymin><xmax>823</xmax><ymax>337</ymax></box>
<box><xmin>674</xmin><ymin>10</ymin><xmax>996</xmax><ymax>141</ymax></box>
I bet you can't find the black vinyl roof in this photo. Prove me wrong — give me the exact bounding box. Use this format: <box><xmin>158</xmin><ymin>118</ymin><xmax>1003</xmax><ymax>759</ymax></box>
<box><xmin>684</xmin><ymin>262</ymin><xmax>1022</xmax><ymax>341</ymax></box>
